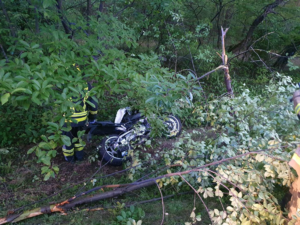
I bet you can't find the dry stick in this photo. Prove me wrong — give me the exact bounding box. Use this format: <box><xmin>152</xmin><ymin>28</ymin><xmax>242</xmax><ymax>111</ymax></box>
<box><xmin>82</xmin><ymin>191</ymin><xmax>193</xmax><ymax>212</ymax></box>
<box><xmin>250</xmin><ymin>47</ymin><xmax>273</xmax><ymax>72</ymax></box>
<box><xmin>229</xmin><ymin>48</ymin><xmax>284</xmax><ymax>64</ymax></box>
<box><xmin>221</xmin><ymin>27</ymin><xmax>233</xmax><ymax>97</ymax></box>
<box><xmin>228</xmin><ymin>32</ymin><xmax>274</xmax><ymax>63</ymax></box>
<box><xmin>0</xmin><ymin>150</ymin><xmax>286</xmax><ymax>224</ymax></box>
<box><xmin>179</xmin><ymin>174</ymin><xmax>213</xmax><ymax>224</ymax></box>
<box><xmin>193</xmin><ymin>65</ymin><xmax>227</xmax><ymax>81</ymax></box>
<box><xmin>155</xmin><ymin>182</ymin><xmax>165</xmax><ymax>225</ymax></box>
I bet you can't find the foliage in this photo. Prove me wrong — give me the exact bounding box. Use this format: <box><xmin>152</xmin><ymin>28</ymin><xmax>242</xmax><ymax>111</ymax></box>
<box><xmin>1</xmin><ymin>0</ymin><xmax>300</xmax><ymax>223</ymax></box>
<box><xmin>111</xmin><ymin>204</ymin><xmax>145</xmax><ymax>225</ymax></box>
<box><xmin>127</xmin><ymin>74</ymin><xmax>300</xmax><ymax>224</ymax></box>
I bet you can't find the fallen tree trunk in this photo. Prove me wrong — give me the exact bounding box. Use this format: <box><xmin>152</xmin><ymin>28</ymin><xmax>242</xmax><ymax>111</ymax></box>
<box><xmin>0</xmin><ymin>150</ymin><xmax>287</xmax><ymax>224</ymax></box>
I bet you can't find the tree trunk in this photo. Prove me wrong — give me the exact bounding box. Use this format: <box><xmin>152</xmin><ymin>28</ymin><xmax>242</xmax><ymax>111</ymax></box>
<box><xmin>229</xmin><ymin>0</ymin><xmax>284</xmax><ymax>55</ymax></box>
<box><xmin>99</xmin><ymin>0</ymin><xmax>105</xmax><ymax>13</ymax></box>
<box><xmin>56</xmin><ymin>0</ymin><xmax>71</xmax><ymax>36</ymax></box>
<box><xmin>0</xmin><ymin>0</ymin><xmax>16</xmax><ymax>37</ymax></box>
<box><xmin>221</xmin><ymin>27</ymin><xmax>233</xmax><ymax>96</ymax></box>
<box><xmin>27</xmin><ymin>0</ymin><xmax>39</xmax><ymax>33</ymax></box>
<box><xmin>86</xmin><ymin>0</ymin><xmax>91</xmax><ymax>21</ymax></box>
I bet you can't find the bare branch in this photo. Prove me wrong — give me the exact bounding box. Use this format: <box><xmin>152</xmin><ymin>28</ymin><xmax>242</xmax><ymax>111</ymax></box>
<box><xmin>0</xmin><ymin>44</ymin><xmax>8</xmax><ymax>63</ymax></box>
<box><xmin>221</xmin><ymin>27</ymin><xmax>233</xmax><ymax>97</ymax></box>
<box><xmin>193</xmin><ymin>65</ymin><xmax>227</xmax><ymax>81</ymax></box>
<box><xmin>155</xmin><ymin>182</ymin><xmax>165</xmax><ymax>225</ymax></box>
<box><xmin>179</xmin><ymin>174</ymin><xmax>213</xmax><ymax>223</ymax></box>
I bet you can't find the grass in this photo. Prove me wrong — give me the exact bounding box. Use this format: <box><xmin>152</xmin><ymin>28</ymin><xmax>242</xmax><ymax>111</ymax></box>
<box><xmin>0</xmin><ymin>136</ymin><xmax>227</xmax><ymax>225</ymax></box>
<box><xmin>12</xmin><ymin>191</ymin><xmax>222</xmax><ymax>225</ymax></box>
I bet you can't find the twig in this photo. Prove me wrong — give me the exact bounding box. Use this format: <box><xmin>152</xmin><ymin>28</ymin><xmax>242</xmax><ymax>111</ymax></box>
<box><xmin>250</xmin><ymin>47</ymin><xmax>273</xmax><ymax>72</ymax></box>
<box><xmin>221</xmin><ymin>27</ymin><xmax>233</xmax><ymax>97</ymax></box>
<box><xmin>0</xmin><ymin>44</ymin><xmax>8</xmax><ymax>63</ymax></box>
<box><xmin>179</xmin><ymin>174</ymin><xmax>213</xmax><ymax>223</ymax></box>
<box><xmin>193</xmin><ymin>65</ymin><xmax>227</xmax><ymax>81</ymax></box>
<box><xmin>155</xmin><ymin>182</ymin><xmax>165</xmax><ymax>225</ymax></box>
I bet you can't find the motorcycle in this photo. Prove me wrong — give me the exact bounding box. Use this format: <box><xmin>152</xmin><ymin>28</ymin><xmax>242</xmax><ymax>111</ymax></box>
<box><xmin>86</xmin><ymin>108</ymin><xmax>182</xmax><ymax>166</ymax></box>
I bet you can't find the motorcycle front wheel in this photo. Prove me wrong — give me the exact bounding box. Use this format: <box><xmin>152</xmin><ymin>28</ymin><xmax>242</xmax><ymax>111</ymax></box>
<box><xmin>163</xmin><ymin>115</ymin><xmax>182</xmax><ymax>138</ymax></box>
<box><xmin>98</xmin><ymin>135</ymin><xmax>131</xmax><ymax>166</ymax></box>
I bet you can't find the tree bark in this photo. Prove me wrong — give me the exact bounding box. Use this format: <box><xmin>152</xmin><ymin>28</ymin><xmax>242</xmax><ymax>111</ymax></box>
<box><xmin>229</xmin><ymin>0</ymin><xmax>284</xmax><ymax>54</ymax></box>
<box><xmin>0</xmin><ymin>0</ymin><xmax>16</xmax><ymax>37</ymax></box>
<box><xmin>27</xmin><ymin>0</ymin><xmax>39</xmax><ymax>33</ymax></box>
<box><xmin>221</xmin><ymin>27</ymin><xmax>233</xmax><ymax>96</ymax></box>
<box><xmin>99</xmin><ymin>0</ymin><xmax>105</xmax><ymax>13</ymax></box>
<box><xmin>86</xmin><ymin>0</ymin><xmax>91</xmax><ymax>21</ymax></box>
<box><xmin>56</xmin><ymin>0</ymin><xmax>71</xmax><ymax>36</ymax></box>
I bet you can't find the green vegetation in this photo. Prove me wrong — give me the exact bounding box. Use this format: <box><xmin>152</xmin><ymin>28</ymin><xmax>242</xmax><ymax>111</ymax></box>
<box><xmin>1</xmin><ymin>0</ymin><xmax>300</xmax><ymax>224</ymax></box>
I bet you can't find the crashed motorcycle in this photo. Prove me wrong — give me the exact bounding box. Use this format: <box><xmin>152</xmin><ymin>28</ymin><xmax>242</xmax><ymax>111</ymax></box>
<box><xmin>86</xmin><ymin>108</ymin><xmax>182</xmax><ymax>165</ymax></box>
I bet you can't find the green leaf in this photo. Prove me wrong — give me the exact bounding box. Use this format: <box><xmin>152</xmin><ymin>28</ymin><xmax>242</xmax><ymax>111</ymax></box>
<box><xmin>86</xmin><ymin>100</ymin><xmax>95</xmax><ymax>108</ymax></box>
<box><xmin>19</xmin><ymin>40</ymin><xmax>30</xmax><ymax>47</ymax></box>
<box><xmin>47</xmin><ymin>150</ymin><xmax>57</xmax><ymax>157</ymax></box>
<box><xmin>1</xmin><ymin>93</ymin><xmax>10</xmax><ymax>105</ymax></box>
<box><xmin>21</xmin><ymin>52</ymin><xmax>28</xmax><ymax>58</ymax></box>
<box><xmin>41</xmin><ymin>135</ymin><xmax>48</xmax><ymax>142</ymax></box>
<box><xmin>32</xmin><ymin>44</ymin><xmax>39</xmax><ymax>49</ymax></box>
<box><xmin>39</xmin><ymin>142</ymin><xmax>51</xmax><ymax>150</ymax></box>
<box><xmin>69</xmin><ymin>86</ymin><xmax>79</xmax><ymax>93</ymax></box>
<box><xmin>130</xmin><ymin>205</ymin><xmax>134</xmax><ymax>212</ymax></box>
<box><xmin>121</xmin><ymin>210</ymin><xmax>126</xmax><ymax>218</ymax></box>
<box><xmin>27</xmin><ymin>146</ymin><xmax>37</xmax><ymax>154</ymax></box>
<box><xmin>41</xmin><ymin>166</ymin><xmax>49</xmax><ymax>174</ymax></box>
<box><xmin>47</xmin><ymin>122</ymin><xmax>59</xmax><ymax>130</ymax></box>
<box><xmin>43</xmin><ymin>0</ymin><xmax>53</xmax><ymax>8</ymax></box>
<box><xmin>116</xmin><ymin>216</ymin><xmax>123</xmax><ymax>221</ymax></box>
<box><xmin>61</xmin><ymin>135</ymin><xmax>71</xmax><ymax>146</ymax></box>
<box><xmin>32</xmin><ymin>80</ymin><xmax>41</xmax><ymax>89</ymax></box>
<box><xmin>41</xmin><ymin>156</ymin><xmax>51</xmax><ymax>166</ymax></box>
<box><xmin>52</xmin><ymin>166</ymin><xmax>59</xmax><ymax>173</ymax></box>
<box><xmin>44</xmin><ymin>171</ymin><xmax>51</xmax><ymax>181</ymax></box>
<box><xmin>11</xmin><ymin>88</ymin><xmax>27</xmax><ymax>94</ymax></box>
<box><xmin>92</xmin><ymin>60</ymin><xmax>99</xmax><ymax>70</ymax></box>
<box><xmin>32</xmin><ymin>95</ymin><xmax>41</xmax><ymax>105</ymax></box>
<box><xmin>145</xmin><ymin>97</ymin><xmax>155</xmax><ymax>103</ymax></box>
<box><xmin>59</xmin><ymin>117</ymin><xmax>65</xmax><ymax>127</ymax></box>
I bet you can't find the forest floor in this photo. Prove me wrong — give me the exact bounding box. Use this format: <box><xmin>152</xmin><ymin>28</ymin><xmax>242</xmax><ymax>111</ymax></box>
<box><xmin>0</xmin><ymin>129</ymin><xmax>220</xmax><ymax>225</ymax></box>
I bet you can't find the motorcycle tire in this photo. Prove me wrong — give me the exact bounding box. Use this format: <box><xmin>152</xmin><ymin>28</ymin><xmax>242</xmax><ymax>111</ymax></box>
<box><xmin>98</xmin><ymin>135</ymin><xmax>131</xmax><ymax>166</ymax></box>
<box><xmin>164</xmin><ymin>115</ymin><xmax>182</xmax><ymax>138</ymax></box>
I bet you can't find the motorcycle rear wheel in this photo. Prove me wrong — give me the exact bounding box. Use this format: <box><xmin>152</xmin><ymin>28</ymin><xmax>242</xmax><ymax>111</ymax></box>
<box><xmin>98</xmin><ymin>135</ymin><xmax>131</xmax><ymax>166</ymax></box>
<box><xmin>164</xmin><ymin>115</ymin><xmax>182</xmax><ymax>138</ymax></box>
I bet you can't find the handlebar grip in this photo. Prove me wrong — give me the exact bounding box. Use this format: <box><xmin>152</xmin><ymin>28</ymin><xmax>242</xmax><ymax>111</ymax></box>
<box><xmin>298</xmin><ymin>82</ymin><xmax>300</xmax><ymax>89</ymax></box>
